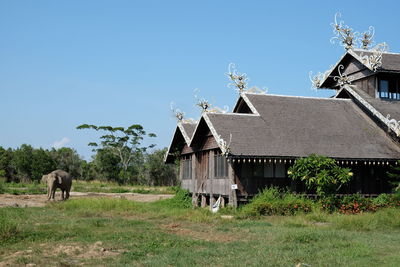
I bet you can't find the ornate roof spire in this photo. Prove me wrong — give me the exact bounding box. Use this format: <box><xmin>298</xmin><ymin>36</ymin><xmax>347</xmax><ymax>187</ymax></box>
<box><xmin>331</xmin><ymin>12</ymin><xmax>357</xmax><ymax>50</ymax></box>
<box><xmin>227</xmin><ymin>63</ymin><xmax>248</xmax><ymax>93</ymax></box>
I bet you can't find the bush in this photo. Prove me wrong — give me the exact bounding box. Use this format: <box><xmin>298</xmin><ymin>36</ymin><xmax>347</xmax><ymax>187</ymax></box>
<box><xmin>163</xmin><ymin>187</ymin><xmax>191</xmax><ymax>208</ymax></box>
<box><xmin>331</xmin><ymin>207</ymin><xmax>400</xmax><ymax>231</ymax></box>
<box><xmin>320</xmin><ymin>193</ymin><xmax>400</xmax><ymax>214</ymax></box>
<box><xmin>372</xmin><ymin>193</ymin><xmax>391</xmax><ymax>207</ymax></box>
<box><xmin>288</xmin><ymin>154</ymin><xmax>352</xmax><ymax>197</ymax></box>
<box><xmin>239</xmin><ymin>187</ymin><xmax>313</xmax><ymax>217</ymax></box>
<box><xmin>319</xmin><ymin>195</ymin><xmax>340</xmax><ymax>213</ymax></box>
<box><xmin>338</xmin><ymin>194</ymin><xmax>375</xmax><ymax>214</ymax></box>
<box><xmin>0</xmin><ymin>179</ymin><xmax>5</xmax><ymax>194</ymax></box>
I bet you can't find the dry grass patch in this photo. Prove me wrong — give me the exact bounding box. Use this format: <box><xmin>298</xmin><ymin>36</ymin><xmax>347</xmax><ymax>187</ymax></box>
<box><xmin>0</xmin><ymin>241</ymin><xmax>126</xmax><ymax>267</ymax></box>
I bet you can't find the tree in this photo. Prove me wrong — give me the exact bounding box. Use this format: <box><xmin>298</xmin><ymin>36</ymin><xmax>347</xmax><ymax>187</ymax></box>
<box><xmin>76</xmin><ymin>124</ymin><xmax>156</xmax><ymax>183</ymax></box>
<box><xmin>31</xmin><ymin>148</ymin><xmax>56</xmax><ymax>181</ymax></box>
<box><xmin>387</xmin><ymin>160</ymin><xmax>400</xmax><ymax>192</ymax></box>
<box><xmin>0</xmin><ymin>147</ymin><xmax>12</xmax><ymax>181</ymax></box>
<box><xmin>50</xmin><ymin>147</ymin><xmax>84</xmax><ymax>179</ymax></box>
<box><xmin>90</xmin><ymin>148</ymin><xmax>121</xmax><ymax>182</ymax></box>
<box><xmin>10</xmin><ymin>144</ymin><xmax>34</xmax><ymax>182</ymax></box>
<box><xmin>9</xmin><ymin>145</ymin><xmax>56</xmax><ymax>182</ymax></box>
<box><xmin>288</xmin><ymin>154</ymin><xmax>353</xmax><ymax>197</ymax></box>
<box><xmin>141</xmin><ymin>148</ymin><xmax>178</xmax><ymax>186</ymax></box>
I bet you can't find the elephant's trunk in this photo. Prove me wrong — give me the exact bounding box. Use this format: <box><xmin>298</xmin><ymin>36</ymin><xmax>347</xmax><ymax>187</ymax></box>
<box><xmin>41</xmin><ymin>175</ymin><xmax>48</xmax><ymax>184</ymax></box>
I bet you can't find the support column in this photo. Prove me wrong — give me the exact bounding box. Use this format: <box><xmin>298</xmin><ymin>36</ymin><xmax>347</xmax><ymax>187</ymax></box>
<box><xmin>228</xmin><ymin>161</ymin><xmax>238</xmax><ymax>208</ymax></box>
<box><xmin>220</xmin><ymin>196</ymin><xmax>225</xmax><ymax>208</ymax></box>
<box><xmin>179</xmin><ymin>160</ymin><xmax>183</xmax><ymax>182</ymax></box>
<box><xmin>209</xmin><ymin>150</ymin><xmax>215</xmax><ymax>211</ymax></box>
<box><xmin>201</xmin><ymin>195</ymin><xmax>207</xmax><ymax>208</ymax></box>
<box><xmin>191</xmin><ymin>153</ymin><xmax>198</xmax><ymax>208</ymax></box>
<box><xmin>210</xmin><ymin>196</ymin><xmax>216</xmax><ymax>208</ymax></box>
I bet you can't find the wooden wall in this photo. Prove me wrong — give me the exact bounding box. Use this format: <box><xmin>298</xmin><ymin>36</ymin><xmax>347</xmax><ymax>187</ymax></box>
<box><xmin>181</xmin><ymin>179</ymin><xmax>231</xmax><ymax>195</ymax></box>
<box><xmin>352</xmin><ymin>75</ymin><xmax>376</xmax><ymax>98</ymax></box>
<box><xmin>328</xmin><ymin>56</ymin><xmax>376</xmax><ymax>94</ymax></box>
<box><xmin>181</xmin><ymin>159</ymin><xmax>395</xmax><ymax>196</ymax></box>
<box><xmin>180</xmin><ymin>149</ymin><xmax>232</xmax><ymax>196</ymax></box>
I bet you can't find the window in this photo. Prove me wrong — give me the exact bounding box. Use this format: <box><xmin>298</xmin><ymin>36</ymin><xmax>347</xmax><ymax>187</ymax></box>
<box><xmin>240</xmin><ymin>161</ymin><xmax>287</xmax><ymax>179</ymax></box>
<box><xmin>214</xmin><ymin>153</ymin><xmax>228</xmax><ymax>178</ymax></box>
<box><xmin>379</xmin><ymin>80</ymin><xmax>389</xmax><ymax>98</ymax></box>
<box><xmin>264</xmin><ymin>163</ymin><xmax>274</xmax><ymax>178</ymax></box>
<box><xmin>274</xmin><ymin>163</ymin><xmax>286</xmax><ymax>178</ymax></box>
<box><xmin>182</xmin><ymin>156</ymin><xmax>192</xmax><ymax>180</ymax></box>
<box><xmin>379</xmin><ymin>78</ymin><xmax>400</xmax><ymax>100</ymax></box>
<box><xmin>253</xmin><ymin>163</ymin><xmax>264</xmax><ymax>177</ymax></box>
<box><xmin>263</xmin><ymin>162</ymin><xmax>286</xmax><ymax>178</ymax></box>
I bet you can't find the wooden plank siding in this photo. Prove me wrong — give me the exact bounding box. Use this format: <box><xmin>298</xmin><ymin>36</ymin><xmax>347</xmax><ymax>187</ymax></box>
<box><xmin>202</xmin><ymin>135</ymin><xmax>219</xmax><ymax>150</ymax></box>
<box><xmin>195</xmin><ymin>151</ymin><xmax>209</xmax><ymax>192</ymax></box>
<box><xmin>181</xmin><ymin>178</ymin><xmax>231</xmax><ymax>195</ymax></box>
<box><xmin>179</xmin><ymin>148</ymin><xmax>232</xmax><ymax>196</ymax></box>
<box><xmin>179</xmin><ymin>131</ymin><xmax>224</xmax><ymax>195</ymax></box>
<box><xmin>352</xmin><ymin>76</ymin><xmax>377</xmax><ymax>98</ymax></box>
<box><xmin>181</xmin><ymin>144</ymin><xmax>194</xmax><ymax>154</ymax></box>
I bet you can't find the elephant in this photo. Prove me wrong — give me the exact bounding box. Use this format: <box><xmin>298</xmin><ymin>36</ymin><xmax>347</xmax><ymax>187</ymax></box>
<box><xmin>41</xmin><ymin>170</ymin><xmax>72</xmax><ymax>201</ymax></box>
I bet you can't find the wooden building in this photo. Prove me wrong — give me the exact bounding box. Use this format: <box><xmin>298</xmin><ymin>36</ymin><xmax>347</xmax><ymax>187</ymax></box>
<box><xmin>165</xmin><ymin>48</ymin><xmax>400</xmax><ymax>207</ymax></box>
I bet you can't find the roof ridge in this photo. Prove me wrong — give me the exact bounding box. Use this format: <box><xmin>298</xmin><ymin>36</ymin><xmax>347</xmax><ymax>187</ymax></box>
<box><xmin>352</xmin><ymin>48</ymin><xmax>400</xmax><ymax>55</ymax></box>
<box><xmin>343</xmin><ymin>84</ymin><xmax>400</xmax><ymax>136</ymax></box>
<box><xmin>207</xmin><ymin>112</ymin><xmax>259</xmax><ymax>117</ymax></box>
<box><xmin>245</xmin><ymin>92</ymin><xmax>352</xmax><ymax>101</ymax></box>
<box><xmin>177</xmin><ymin>123</ymin><xmax>192</xmax><ymax>145</ymax></box>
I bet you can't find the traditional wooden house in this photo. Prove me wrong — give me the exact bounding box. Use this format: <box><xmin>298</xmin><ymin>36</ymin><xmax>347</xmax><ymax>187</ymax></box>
<box><xmin>165</xmin><ymin>46</ymin><xmax>400</xmax><ymax>207</ymax></box>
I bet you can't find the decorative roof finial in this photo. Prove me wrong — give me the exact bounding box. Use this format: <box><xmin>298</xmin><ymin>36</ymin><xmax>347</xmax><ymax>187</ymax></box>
<box><xmin>227</xmin><ymin>63</ymin><xmax>248</xmax><ymax>93</ymax></box>
<box><xmin>331</xmin><ymin>12</ymin><xmax>358</xmax><ymax>50</ymax></box>
<box><xmin>196</xmin><ymin>99</ymin><xmax>210</xmax><ymax>113</ymax></box>
<box><xmin>359</xmin><ymin>26</ymin><xmax>375</xmax><ymax>50</ymax></box>
<box><xmin>333</xmin><ymin>65</ymin><xmax>352</xmax><ymax>87</ymax></box>
<box><xmin>309</xmin><ymin>71</ymin><xmax>325</xmax><ymax>89</ymax></box>
<box><xmin>170</xmin><ymin>102</ymin><xmax>185</xmax><ymax>122</ymax></box>
<box><xmin>360</xmin><ymin>43</ymin><xmax>387</xmax><ymax>72</ymax></box>
<box><xmin>386</xmin><ymin>114</ymin><xmax>400</xmax><ymax>136</ymax></box>
<box><xmin>217</xmin><ymin>133</ymin><xmax>232</xmax><ymax>156</ymax></box>
<box><xmin>194</xmin><ymin>89</ymin><xmax>211</xmax><ymax>113</ymax></box>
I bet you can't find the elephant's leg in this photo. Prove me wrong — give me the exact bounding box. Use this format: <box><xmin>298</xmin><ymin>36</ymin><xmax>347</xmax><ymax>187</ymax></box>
<box><xmin>51</xmin><ymin>187</ymin><xmax>56</xmax><ymax>200</ymax></box>
<box><xmin>61</xmin><ymin>190</ymin><xmax>65</xmax><ymax>200</ymax></box>
<box><xmin>47</xmin><ymin>185</ymin><xmax>52</xmax><ymax>200</ymax></box>
<box><xmin>66</xmin><ymin>189</ymin><xmax>70</xmax><ymax>200</ymax></box>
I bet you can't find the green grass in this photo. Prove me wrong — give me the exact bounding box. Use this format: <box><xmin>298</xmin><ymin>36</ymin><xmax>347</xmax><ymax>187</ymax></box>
<box><xmin>71</xmin><ymin>180</ymin><xmax>176</xmax><ymax>194</ymax></box>
<box><xmin>0</xmin><ymin>180</ymin><xmax>175</xmax><ymax>195</ymax></box>
<box><xmin>0</xmin><ymin>180</ymin><xmax>47</xmax><ymax>195</ymax></box>
<box><xmin>1</xmin><ymin>197</ymin><xmax>399</xmax><ymax>266</ymax></box>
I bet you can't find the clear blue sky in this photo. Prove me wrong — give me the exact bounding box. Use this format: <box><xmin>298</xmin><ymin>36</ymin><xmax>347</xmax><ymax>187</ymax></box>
<box><xmin>1</xmin><ymin>0</ymin><xmax>399</xmax><ymax>160</ymax></box>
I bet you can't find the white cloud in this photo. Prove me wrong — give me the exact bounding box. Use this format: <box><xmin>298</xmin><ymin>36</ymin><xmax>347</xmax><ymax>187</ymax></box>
<box><xmin>52</xmin><ymin>137</ymin><xmax>71</xmax><ymax>149</ymax></box>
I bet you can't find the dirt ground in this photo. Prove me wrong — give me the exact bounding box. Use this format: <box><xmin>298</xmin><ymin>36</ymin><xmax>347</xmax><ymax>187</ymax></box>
<box><xmin>0</xmin><ymin>192</ymin><xmax>173</xmax><ymax>208</ymax></box>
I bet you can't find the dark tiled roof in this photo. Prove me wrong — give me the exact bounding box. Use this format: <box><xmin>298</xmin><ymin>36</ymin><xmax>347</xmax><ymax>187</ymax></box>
<box><xmin>353</xmin><ymin>50</ymin><xmax>400</xmax><ymax>72</ymax></box>
<box><xmin>180</xmin><ymin>123</ymin><xmax>196</xmax><ymax>141</ymax></box>
<box><xmin>206</xmin><ymin>94</ymin><xmax>400</xmax><ymax>159</ymax></box>
<box><xmin>165</xmin><ymin>122</ymin><xmax>196</xmax><ymax>163</ymax></box>
<box><xmin>349</xmin><ymin>86</ymin><xmax>400</xmax><ymax>123</ymax></box>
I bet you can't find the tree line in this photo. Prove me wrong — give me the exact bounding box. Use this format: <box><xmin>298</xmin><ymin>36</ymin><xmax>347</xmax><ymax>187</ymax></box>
<box><xmin>0</xmin><ymin>124</ymin><xmax>178</xmax><ymax>186</ymax></box>
<box><xmin>0</xmin><ymin>145</ymin><xmax>177</xmax><ymax>186</ymax></box>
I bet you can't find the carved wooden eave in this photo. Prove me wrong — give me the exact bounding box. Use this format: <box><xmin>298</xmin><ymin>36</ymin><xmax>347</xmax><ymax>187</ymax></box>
<box><xmin>318</xmin><ymin>49</ymin><xmax>382</xmax><ymax>89</ymax></box>
<box><xmin>188</xmin><ymin>114</ymin><xmax>230</xmax><ymax>155</ymax></box>
<box><xmin>341</xmin><ymin>84</ymin><xmax>400</xmax><ymax>139</ymax></box>
<box><xmin>177</xmin><ymin>123</ymin><xmax>192</xmax><ymax>144</ymax></box>
<box><xmin>232</xmin><ymin>92</ymin><xmax>260</xmax><ymax>115</ymax></box>
<box><xmin>164</xmin><ymin>122</ymin><xmax>196</xmax><ymax>163</ymax></box>
<box><xmin>188</xmin><ymin>92</ymin><xmax>263</xmax><ymax>155</ymax></box>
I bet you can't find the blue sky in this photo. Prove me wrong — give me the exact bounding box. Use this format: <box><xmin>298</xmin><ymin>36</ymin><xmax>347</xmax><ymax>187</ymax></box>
<box><xmin>1</xmin><ymin>0</ymin><xmax>399</xmax><ymax>160</ymax></box>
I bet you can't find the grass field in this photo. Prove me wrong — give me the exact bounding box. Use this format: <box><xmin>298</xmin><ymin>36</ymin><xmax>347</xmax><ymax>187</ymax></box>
<box><xmin>1</xmin><ymin>196</ymin><xmax>400</xmax><ymax>266</ymax></box>
<box><xmin>0</xmin><ymin>180</ymin><xmax>175</xmax><ymax>195</ymax></box>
